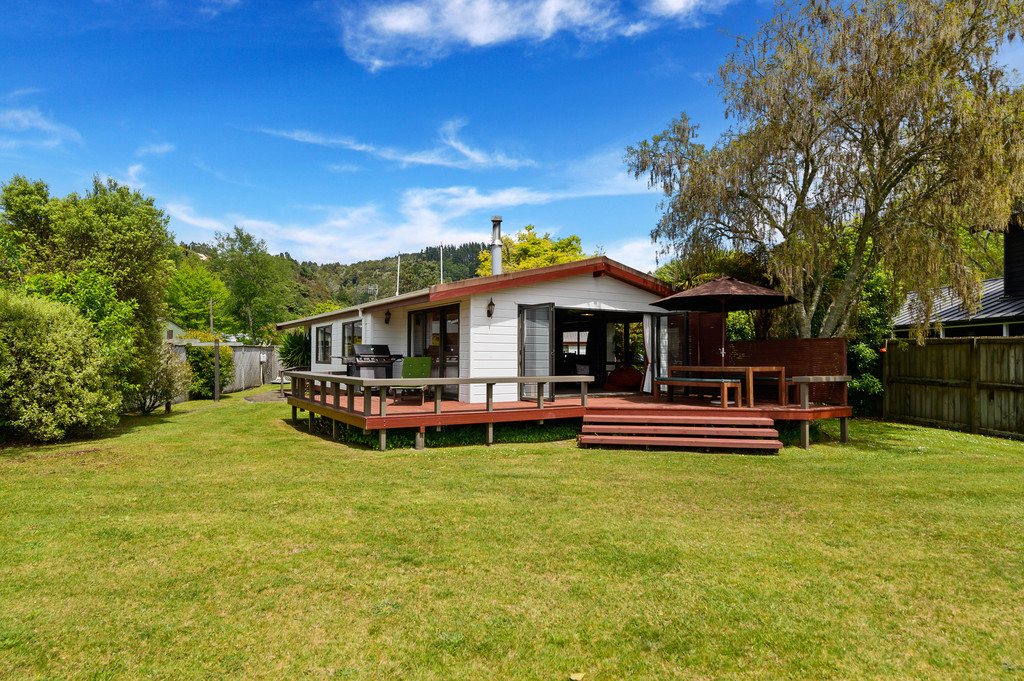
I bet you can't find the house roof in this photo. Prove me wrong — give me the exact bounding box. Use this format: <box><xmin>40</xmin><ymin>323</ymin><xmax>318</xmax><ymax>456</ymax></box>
<box><xmin>276</xmin><ymin>256</ymin><xmax>674</xmax><ymax>331</ymax></box>
<box><xmin>893</xmin><ymin>277</ymin><xmax>1024</xmax><ymax>328</ymax></box>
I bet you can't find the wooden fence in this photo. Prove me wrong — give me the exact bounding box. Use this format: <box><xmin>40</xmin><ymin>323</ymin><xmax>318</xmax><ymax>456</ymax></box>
<box><xmin>883</xmin><ymin>337</ymin><xmax>1024</xmax><ymax>439</ymax></box>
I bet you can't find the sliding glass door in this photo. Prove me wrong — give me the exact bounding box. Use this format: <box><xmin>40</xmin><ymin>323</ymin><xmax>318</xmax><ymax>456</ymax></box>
<box><xmin>408</xmin><ymin>304</ymin><xmax>460</xmax><ymax>398</ymax></box>
<box><xmin>519</xmin><ymin>303</ymin><xmax>554</xmax><ymax>400</ymax></box>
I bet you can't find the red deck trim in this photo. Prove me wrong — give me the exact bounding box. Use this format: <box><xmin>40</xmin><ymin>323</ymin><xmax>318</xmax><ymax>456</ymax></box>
<box><xmin>286</xmin><ymin>392</ymin><xmax>851</xmax><ymax>433</ymax></box>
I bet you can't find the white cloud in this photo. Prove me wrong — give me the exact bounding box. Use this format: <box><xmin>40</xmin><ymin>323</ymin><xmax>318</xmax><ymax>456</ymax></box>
<box><xmin>340</xmin><ymin>0</ymin><xmax>732</xmax><ymax>69</ymax></box>
<box><xmin>125</xmin><ymin>163</ymin><xmax>145</xmax><ymax>187</ymax></box>
<box><xmin>165</xmin><ymin>146</ymin><xmax>656</xmax><ymax>263</ymax></box>
<box><xmin>602</xmin><ymin>236</ymin><xmax>660</xmax><ymax>273</ymax></box>
<box><xmin>261</xmin><ymin>119</ymin><xmax>535</xmax><ymax>170</ymax></box>
<box><xmin>342</xmin><ymin>0</ymin><xmax>623</xmax><ymax>69</ymax></box>
<box><xmin>166</xmin><ymin>203</ymin><xmax>229</xmax><ymax>232</ymax></box>
<box><xmin>0</xmin><ymin>106</ymin><xmax>82</xmax><ymax>150</ymax></box>
<box><xmin>200</xmin><ymin>0</ymin><xmax>242</xmax><ymax>18</ymax></box>
<box><xmin>136</xmin><ymin>142</ymin><xmax>175</xmax><ymax>156</ymax></box>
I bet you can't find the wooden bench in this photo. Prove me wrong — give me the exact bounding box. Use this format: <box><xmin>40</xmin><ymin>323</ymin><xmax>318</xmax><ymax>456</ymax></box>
<box><xmin>653</xmin><ymin>376</ymin><xmax>742</xmax><ymax>407</ymax></box>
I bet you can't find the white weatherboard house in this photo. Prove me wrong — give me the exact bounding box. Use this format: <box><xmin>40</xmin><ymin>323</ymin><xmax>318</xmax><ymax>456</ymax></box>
<box><xmin>276</xmin><ymin>255</ymin><xmax>677</xmax><ymax>405</ymax></box>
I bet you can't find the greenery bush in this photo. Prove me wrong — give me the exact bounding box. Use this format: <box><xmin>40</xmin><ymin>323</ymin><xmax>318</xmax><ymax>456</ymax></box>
<box><xmin>182</xmin><ymin>331</ymin><xmax>234</xmax><ymax>399</ymax></box>
<box><xmin>130</xmin><ymin>344</ymin><xmax>192</xmax><ymax>414</ymax></box>
<box><xmin>0</xmin><ymin>290</ymin><xmax>120</xmax><ymax>441</ymax></box>
<box><xmin>848</xmin><ymin>341</ymin><xmax>884</xmax><ymax>416</ymax></box>
<box><xmin>279</xmin><ymin>329</ymin><xmax>310</xmax><ymax>367</ymax></box>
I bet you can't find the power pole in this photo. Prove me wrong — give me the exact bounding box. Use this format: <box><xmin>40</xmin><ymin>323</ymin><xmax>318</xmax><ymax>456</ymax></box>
<box><xmin>395</xmin><ymin>255</ymin><xmax>401</xmax><ymax>296</ymax></box>
<box><xmin>209</xmin><ymin>297</ymin><xmax>214</xmax><ymax>334</ymax></box>
<box><xmin>439</xmin><ymin>243</ymin><xmax>443</xmax><ymax>284</ymax></box>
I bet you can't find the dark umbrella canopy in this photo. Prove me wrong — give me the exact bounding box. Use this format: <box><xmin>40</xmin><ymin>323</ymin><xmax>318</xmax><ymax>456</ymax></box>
<box><xmin>652</xmin><ymin>276</ymin><xmax>800</xmax><ymax>365</ymax></box>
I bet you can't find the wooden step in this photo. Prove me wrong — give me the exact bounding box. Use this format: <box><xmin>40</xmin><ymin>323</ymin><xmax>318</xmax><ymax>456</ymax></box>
<box><xmin>583</xmin><ymin>414</ymin><xmax>775</xmax><ymax>427</ymax></box>
<box><xmin>581</xmin><ymin>424</ymin><xmax>779</xmax><ymax>438</ymax></box>
<box><xmin>578</xmin><ymin>435</ymin><xmax>783</xmax><ymax>450</ymax></box>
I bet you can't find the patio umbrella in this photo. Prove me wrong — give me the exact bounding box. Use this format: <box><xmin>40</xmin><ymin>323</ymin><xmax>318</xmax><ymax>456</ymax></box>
<box><xmin>652</xmin><ymin>275</ymin><xmax>800</xmax><ymax>366</ymax></box>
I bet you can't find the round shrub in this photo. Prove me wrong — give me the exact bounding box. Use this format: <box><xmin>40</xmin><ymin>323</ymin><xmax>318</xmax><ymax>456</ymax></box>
<box><xmin>0</xmin><ymin>290</ymin><xmax>120</xmax><ymax>441</ymax></box>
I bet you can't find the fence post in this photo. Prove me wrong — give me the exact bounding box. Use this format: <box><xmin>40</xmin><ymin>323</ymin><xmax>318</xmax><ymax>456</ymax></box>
<box><xmin>882</xmin><ymin>339</ymin><xmax>890</xmax><ymax>420</ymax></box>
<box><xmin>969</xmin><ymin>338</ymin><xmax>980</xmax><ymax>434</ymax></box>
<box><xmin>214</xmin><ymin>338</ymin><xmax>220</xmax><ymax>402</ymax></box>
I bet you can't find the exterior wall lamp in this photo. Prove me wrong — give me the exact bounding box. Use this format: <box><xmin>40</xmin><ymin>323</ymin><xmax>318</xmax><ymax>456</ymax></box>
<box><xmin>384</xmin><ymin>309</ymin><xmax>391</xmax><ymax>325</ymax></box>
<box><xmin>486</xmin><ymin>298</ymin><xmax>495</xmax><ymax>318</ymax></box>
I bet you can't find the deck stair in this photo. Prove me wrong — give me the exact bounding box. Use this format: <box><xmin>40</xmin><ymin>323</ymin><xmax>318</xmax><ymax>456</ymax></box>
<box><xmin>578</xmin><ymin>413</ymin><xmax>783</xmax><ymax>452</ymax></box>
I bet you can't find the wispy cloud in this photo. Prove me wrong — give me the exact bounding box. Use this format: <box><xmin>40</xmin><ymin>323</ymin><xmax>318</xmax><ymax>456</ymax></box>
<box><xmin>136</xmin><ymin>142</ymin><xmax>175</xmax><ymax>157</ymax></box>
<box><xmin>0</xmin><ymin>106</ymin><xmax>82</xmax><ymax>150</ymax></box>
<box><xmin>193</xmin><ymin>158</ymin><xmax>260</xmax><ymax>188</ymax></box>
<box><xmin>340</xmin><ymin>0</ymin><xmax>732</xmax><ymax>69</ymax></box>
<box><xmin>166</xmin><ymin>151</ymin><xmax>654</xmax><ymax>263</ymax></box>
<box><xmin>260</xmin><ymin>119</ymin><xmax>535</xmax><ymax>170</ymax></box>
<box><xmin>0</xmin><ymin>88</ymin><xmax>43</xmax><ymax>103</ymax></box>
<box><xmin>199</xmin><ymin>0</ymin><xmax>243</xmax><ymax>19</ymax></box>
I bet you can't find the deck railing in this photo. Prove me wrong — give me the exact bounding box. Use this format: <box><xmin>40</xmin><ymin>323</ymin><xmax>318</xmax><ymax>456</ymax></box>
<box><xmin>282</xmin><ymin>370</ymin><xmax>594</xmax><ymax>418</ymax></box>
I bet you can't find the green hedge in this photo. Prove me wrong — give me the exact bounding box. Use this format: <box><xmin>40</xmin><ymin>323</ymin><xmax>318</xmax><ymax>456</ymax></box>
<box><xmin>0</xmin><ymin>290</ymin><xmax>120</xmax><ymax>441</ymax></box>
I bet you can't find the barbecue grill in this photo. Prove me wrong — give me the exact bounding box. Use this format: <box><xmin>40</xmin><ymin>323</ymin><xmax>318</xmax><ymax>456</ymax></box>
<box><xmin>347</xmin><ymin>344</ymin><xmax>403</xmax><ymax>378</ymax></box>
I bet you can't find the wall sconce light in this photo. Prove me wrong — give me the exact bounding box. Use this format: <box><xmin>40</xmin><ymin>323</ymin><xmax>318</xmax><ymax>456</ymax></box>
<box><xmin>384</xmin><ymin>309</ymin><xmax>391</xmax><ymax>325</ymax></box>
<box><xmin>486</xmin><ymin>298</ymin><xmax>495</xmax><ymax>318</ymax></box>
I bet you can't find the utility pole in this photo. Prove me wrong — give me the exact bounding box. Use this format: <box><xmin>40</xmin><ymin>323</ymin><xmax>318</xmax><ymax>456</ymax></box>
<box><xmin>439</xmin><ymin>243</ymin><xmax>443</xmax><ymax>284</ymax></box>
<box><xmin>395</xmin><ymin>254</ymin><xmax>401</xmax><ymax>296</ymax></box>
<box><xmin>209</xmin><ymin>297</ymin><xmax>214</xmax><ymax>334</ymax></box>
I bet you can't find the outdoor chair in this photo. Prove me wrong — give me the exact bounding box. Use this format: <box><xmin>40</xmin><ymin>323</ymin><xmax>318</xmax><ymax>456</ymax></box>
<box><xmin>392</xmin><ymin>356</ymin><xmax>432</xmax><ymax>405</ymax></box>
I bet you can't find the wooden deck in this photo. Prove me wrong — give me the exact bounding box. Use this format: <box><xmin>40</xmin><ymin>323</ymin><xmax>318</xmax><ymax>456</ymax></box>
<box><xmin>285</xmin><ymin>389</ymin><xmax>851</xmax><ymax>450</ymax></box>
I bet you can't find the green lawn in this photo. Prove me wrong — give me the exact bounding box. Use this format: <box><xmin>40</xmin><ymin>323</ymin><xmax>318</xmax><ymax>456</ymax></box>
<box><xmin>2</xmin><ymin>388</ymin><xmax>1023</xmax><ymax>680</ymax></box>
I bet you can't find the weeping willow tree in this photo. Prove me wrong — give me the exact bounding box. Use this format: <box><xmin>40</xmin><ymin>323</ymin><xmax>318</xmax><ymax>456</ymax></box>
<box><xmin>627</xmin><ymin>0</ymin><xmax>1024</xmax><ymax>338</ymax></box>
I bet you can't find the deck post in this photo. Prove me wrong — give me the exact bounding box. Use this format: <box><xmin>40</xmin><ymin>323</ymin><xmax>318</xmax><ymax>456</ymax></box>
<box><xmin>434</xmin><ymin>385</ymin><xmax>442</xmax><ymax>431</ymax></box>
<box><xmin>363</xmin><ymin>388</ymin><xmax>372</xmax><ymax>416</ymax></box>
<box><xmin>840</xmin><ymin>416</ymin><xmax>849</xmax><ymax>444</ymax></box>
<box><xmin>332</xmin><ymin>418</ymin><xmax>338</xmax><ymax>442</ymax></box>
<box><xmin>332</xmin><ymin>382</ymin><xmax>340</xmax><ymax>408</ymax></box>
<box><xmin>486</xmin><ymin>422</ymin><xmax>493</xmax><ymax>446</ymax></box>
<box><xmin>308</xmin><ymin>411</ymin><xmax>314</xmax><ymax>434</ymax></box>
<box><xmin>800</xmin><ymin>383</ymin><xmax>810</xmax><ymax>448</ymax></box>
<box><xmin>379</xmin><ymin>429</ymin><xmax>386</xmax><ymax>451</ymax></box>
<box><xmin>536</xmin><ymin>383</ymin><xmax>544</xmax><ymax>410</ymax></box>
<box><xmin>581</xmin><ymin>381</ymin><xmax>588</xmax><ymax>407</ymax></box>
<box><xmin>291</xmin><ymin>405</ymin><xmax>297</xmax><ymax>423</ymax></box>
<box><xmin>414</xmin><ymin>428</ymin><xmax>425</xmax><ymax>450</ymax></box>
<box><xmin>379</xmin><ymin>392</ymin><xmax>387</xmax><ymax>417</ymax></box>
<box><xmin>347</xmin><ymin>384</ymin><xmax>355</xmax><ymax>412</ymax></box>
<box><xmin>486</xmin><ymin>384</ymin><xmax>494</xmax><ymax>411</ymax></box>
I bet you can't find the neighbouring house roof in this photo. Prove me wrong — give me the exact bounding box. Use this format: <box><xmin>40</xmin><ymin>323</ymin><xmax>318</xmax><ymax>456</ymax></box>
<box><xmin>893</xmin><ymin>277</ymin><xmax>1024</xmax><ymax>328</ymax></box>
<box><xmin>275</xmin><ymin>256</ymin><xmax>674</xmax><ymax>331</ymax></box>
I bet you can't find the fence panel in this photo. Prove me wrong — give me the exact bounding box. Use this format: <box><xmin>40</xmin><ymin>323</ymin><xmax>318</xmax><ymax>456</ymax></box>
<box><xmin>884</xmin><ymin>337</ymin><xmax>1024</xmax><ymax>439</ymax></box>
<box><xmin>168</xmin><ymin>342</ymin><xmax>280</xmax><ymax>403</ymax></box>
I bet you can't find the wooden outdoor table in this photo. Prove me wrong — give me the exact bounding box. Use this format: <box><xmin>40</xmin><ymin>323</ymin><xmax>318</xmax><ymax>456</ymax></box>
<box><xmin>668</xmin><ymin>365</ymin><xmax>788</xmax><ymax>407</ymax></box>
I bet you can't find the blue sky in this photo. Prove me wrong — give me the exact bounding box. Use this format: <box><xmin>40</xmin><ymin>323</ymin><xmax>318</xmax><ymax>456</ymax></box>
<box><xmin>3</xmin><ymin>0</ymin><xmax>779</xmax><ymax>271</ymax></box>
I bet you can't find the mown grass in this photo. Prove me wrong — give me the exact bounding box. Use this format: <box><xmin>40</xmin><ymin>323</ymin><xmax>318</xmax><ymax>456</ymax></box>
<box><xmin>1</xmin><ymin>387</ymin><xmax>1023</xmax><ymax>680</ymax></box>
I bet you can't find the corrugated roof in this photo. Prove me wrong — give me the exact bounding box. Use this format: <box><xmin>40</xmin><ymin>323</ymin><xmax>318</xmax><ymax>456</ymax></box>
<box><xmin>893</xmin><ymin>277</ymin><xmax>1024</xmax><ymax>327</ymax></box>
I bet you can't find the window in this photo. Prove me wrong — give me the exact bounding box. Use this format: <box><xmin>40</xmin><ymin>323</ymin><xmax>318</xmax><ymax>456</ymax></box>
<box><xmin>342</xmin><ymin>320</ymin><xmax>362</xmax><ymax>358</ymax></box>
<box><xmin>316</xmin><ymin>326</ymin><xmax>332</xmax><ymax>363</ymax></box>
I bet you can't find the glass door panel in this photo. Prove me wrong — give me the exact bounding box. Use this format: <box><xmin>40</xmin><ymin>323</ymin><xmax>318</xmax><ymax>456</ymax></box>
<box><xmin>520</xmin><ymin>303</ymin><xmax>554</xmax><ymax>400</ymax></box>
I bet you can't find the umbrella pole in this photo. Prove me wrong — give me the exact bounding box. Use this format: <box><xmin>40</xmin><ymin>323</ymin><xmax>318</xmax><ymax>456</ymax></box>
<box><xmin>720</xmin><ymin>299</ymin><xmax>726</xmax><ymax>367</ymax></box>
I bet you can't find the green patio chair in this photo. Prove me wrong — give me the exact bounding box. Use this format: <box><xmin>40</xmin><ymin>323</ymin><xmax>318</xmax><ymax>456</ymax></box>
<box><xmin>392</xmin><ymin>356</ymin><xmax>433</xmax><ymax>405</ymax></box>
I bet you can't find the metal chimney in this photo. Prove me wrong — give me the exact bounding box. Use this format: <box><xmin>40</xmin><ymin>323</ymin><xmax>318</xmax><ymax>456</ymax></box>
<box><xmin>490</xmin><ymin>216</ymin><xmax>503</xmax><ymax>276</ymax></box>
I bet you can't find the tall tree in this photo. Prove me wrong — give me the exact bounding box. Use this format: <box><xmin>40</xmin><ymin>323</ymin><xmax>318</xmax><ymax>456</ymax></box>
<box><xmin>476</xmin><ymin>225</ymin><xmax>588</xmax><ymax>276</ymax></box>
<box><xmin>212</xmin><ymin>227</ymin><xmax>288</xmax><ymax>342</ymax></box>
<box><xmin>626</xmin><ymin>0</ymin><xmax>1024</xmax><ymax>338</ymax></box>
<box><xmin>1</xmin><ymin>174</ymin><xmax>175</xmax><ymax>391</ymax></box>
<box><xmin>165</xmin><ymin>258</ymin><xmax>233</xmax><ymax>332</ymax></box>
